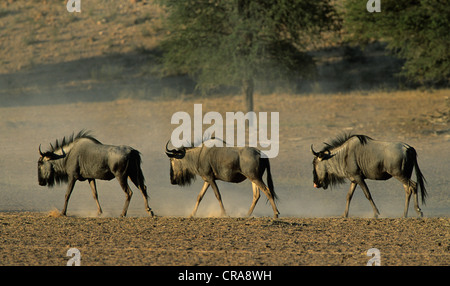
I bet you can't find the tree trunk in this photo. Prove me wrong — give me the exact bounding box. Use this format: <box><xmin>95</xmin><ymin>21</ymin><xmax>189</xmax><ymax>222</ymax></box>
<box><xmin>242</xmin><ymin>78</ymin><xmax>254</xmax><ymax>112</ymax></box>
<box><xmin>242</xmin><ymin>77</ymin><xmax>255</xmax><ymax>131</ymax></box>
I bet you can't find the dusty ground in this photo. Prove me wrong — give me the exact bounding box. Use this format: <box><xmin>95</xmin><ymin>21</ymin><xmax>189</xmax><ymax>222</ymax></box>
<box><xmin>0</xmin><ymin>0</ymin><xmax>449</xmax><ymax>266</ymax></box>
<box><xmin>0</xmin><ymin>212</ymin><xmax>449</xmax><ymax>266</ymax></box>
<box><xmin>0</xmin><ymin>91</ymin><xmax>449</xmax><ymax>266</ymax></box>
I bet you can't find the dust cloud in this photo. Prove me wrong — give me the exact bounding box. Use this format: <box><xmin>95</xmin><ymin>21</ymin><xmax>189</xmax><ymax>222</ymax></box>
<box><xmin>0</xmin><ymin>91</ymin><xmax>448</xmax><ymax>218</ymax></box>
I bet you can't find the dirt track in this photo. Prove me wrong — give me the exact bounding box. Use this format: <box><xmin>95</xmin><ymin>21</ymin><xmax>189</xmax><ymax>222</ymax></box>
<box><xmin>0</xmin><ymin>212</ymin><xmax>448</xmax><ymax>266</ymax></box>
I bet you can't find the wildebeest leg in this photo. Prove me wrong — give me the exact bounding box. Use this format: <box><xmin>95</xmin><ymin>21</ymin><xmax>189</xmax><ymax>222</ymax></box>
<box><xmin>358</xmin><ymin>179</ymin><xmax>380</xmax><ymax>218</ymax></box>
<box><xmin>402</xmin><ymin>182</ymin><xmax>412</xmax><ymax>218</ymax></box>
<box><xmin>140</xmin><ymin>185</ymin><xmax>153</xmax><ymax>217</ymax></box>
<box><xmin>252</xmin><ymin>179</ymin><xmax>279</xmax><ymax>218</ymax></box>
<box><xmin>117</xmin><ymin>176</ymin><xmax>133</xmax><ymax>217</ymax></box>
<box><xmin>129</xmin><ymin>176</ymin><xmax>153</xmax><ymax>217</ymax></box>
<box><xmin>209</xmin><ymin>180</ymin><xmax>227</xmax><ymax>217</ymax></box>
<box><xmin>247</xmin><ymin>182</ymin><xmax>260</xmax><ymax>217</ymax></box>
<box><xmin>398</xmin><ymin>177</ymin><xmax>422</xmax><ymax>218</ymax></box>
<box><xmin>343</xmin><ymin>182</ymin><xmax>357</xmax><ymax>218</ymax></box>
<box><xmin>190</xmin><ymin>181</ymin><xmax>210</xmax><ymax>218</ymax></box>
<box><xmin>88</xmin><ymin>179</ymin><xmax>103</xmax><ymax>216</ymax></box>
<box><xmin>61</xmin><ymin>178</ymin><xmax>76</xmax><ymax>216</ymax></box>
<box><xmin>409</xmin><ymin>180</ymin><xmax>423</xmax><ymax>217</ymax></box>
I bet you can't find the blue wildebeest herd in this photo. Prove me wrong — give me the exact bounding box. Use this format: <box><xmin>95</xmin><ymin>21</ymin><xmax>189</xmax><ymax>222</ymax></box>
<box><xmin>37</xmin><ymin>130</ymin><xmax>427</xmax><ymax>218</ymax></box>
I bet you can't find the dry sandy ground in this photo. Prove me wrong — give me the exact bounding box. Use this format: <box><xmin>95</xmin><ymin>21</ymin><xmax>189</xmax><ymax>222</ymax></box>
<box><xmin>0</xmin><ymin>90</ymin><xmax>449</xmax><ymax>266</ymax></box>
<box><xmin>0</xmin><ymin>212</ymin><xmax>449</xmax><ymax>266</ymax></box>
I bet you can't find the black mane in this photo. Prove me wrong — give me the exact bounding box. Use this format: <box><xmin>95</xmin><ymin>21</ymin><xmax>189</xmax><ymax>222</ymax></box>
<box><xmin>47</xmin><ymin>129</ymin><xmax>101</xmax><ymax>152</ymax></box>
<box><xmin>321</xmin><ymin>133</ymin><xmax>372</xmax><ymax>152</ymax></box>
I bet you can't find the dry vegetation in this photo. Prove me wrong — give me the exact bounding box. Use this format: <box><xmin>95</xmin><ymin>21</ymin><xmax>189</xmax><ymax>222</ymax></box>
<box><xmin>0</xmin><ymin>0</ymin><xmax>165</xmax><ymax>72</ymax></box>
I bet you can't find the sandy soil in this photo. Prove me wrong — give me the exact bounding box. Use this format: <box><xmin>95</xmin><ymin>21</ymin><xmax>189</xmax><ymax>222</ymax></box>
<box><xmin>0</xmin><ymin>212</ymin><xmax>448</xmax><ymax>266</ymax></box>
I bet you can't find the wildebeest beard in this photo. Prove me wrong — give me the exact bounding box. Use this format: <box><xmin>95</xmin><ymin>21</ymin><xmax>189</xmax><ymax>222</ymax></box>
<box><xmin>323</xmin><ymin>171</ymin><xmax>346</xmax><ymax>189</ymax></box>
<box><xmin>38</xmin><ymin>167</ymin><xmax>55</xmax><ymax>187</ymax></box>
<box><xmin>170</xmin><ymin>161</ymin><xmax>196</xmax><ymax>186</ymax></box>
<box><xmin>38</xmin><ymin>160</ymin><xmax>68</xmax><ymax>188</ymax></box>
<box><xmin>313</xmin><ymin>159</ymin><xmax>346</xmax><ymax>190</ymax></box>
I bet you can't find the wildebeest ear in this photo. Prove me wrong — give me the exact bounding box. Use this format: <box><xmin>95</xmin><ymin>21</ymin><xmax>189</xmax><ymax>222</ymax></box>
<box><xmin>39</xmin><ymin>145</ymin><xmax>53</xmax><ymax>161</ymax></box>
<box><xmin>317</xmin><ymin>150</ymin><xmax>331</xmax><ymax>161</ymax></box>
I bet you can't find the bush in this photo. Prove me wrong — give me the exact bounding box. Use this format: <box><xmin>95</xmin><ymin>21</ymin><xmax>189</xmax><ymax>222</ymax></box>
<box><xmin>344</xmin><ymin>0</ymin><xmax>450</xmax><ymax>85</ymax></box>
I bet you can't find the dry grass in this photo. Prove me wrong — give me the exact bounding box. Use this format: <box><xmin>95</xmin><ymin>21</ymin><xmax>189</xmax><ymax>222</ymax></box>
<box><xmin>0</xmin><ymin>0</ymin><xmax>166</xmax><ymax>73</ymax></box>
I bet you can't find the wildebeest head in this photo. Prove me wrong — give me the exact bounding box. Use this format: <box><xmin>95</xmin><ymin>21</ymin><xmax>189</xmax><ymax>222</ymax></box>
<box><xmin>165</xmin><ymin>141</ymin><xmax>196</xmax><ymax>186</ymax></box>
<box><xmin>311</xmin><ymin>145</ymin><xmax>332</xmax><ymax>190</ymax></box>
<box><xmin>37</xmin><ymin>145</ymin><xmax>66</xmax><ymax>187</ymax></box>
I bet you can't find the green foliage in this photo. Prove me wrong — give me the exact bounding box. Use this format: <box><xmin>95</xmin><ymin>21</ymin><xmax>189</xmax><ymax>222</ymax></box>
<box><xmin>160</xmin><ymin>0</ymin><xmax>341</xmax><ymax>93</ymax></box>
<box><xmin>344</xmin><ymin>0</ymin><xmax>450</xmax><ymax>84</ymax></box>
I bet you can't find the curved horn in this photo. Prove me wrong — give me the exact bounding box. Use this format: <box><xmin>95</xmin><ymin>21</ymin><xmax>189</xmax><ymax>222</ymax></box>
<box><xmin>311</xmin><ymin>144</ymin><xmax>319</xmax><ymax>156</ymax></box>
<box><xmin>165</xmin><ymin>140</ymin><xmax>177</xmax><ymax>154</ymax></box>
<box><xmin>39</xmin><ymin>144</ymin><xmax>44</xmax><ymax>156</ymax></box>
<box><xmin>165</xmin><ymin>140</ymin><xmax>186</xmax><ymax>159</ymax></box>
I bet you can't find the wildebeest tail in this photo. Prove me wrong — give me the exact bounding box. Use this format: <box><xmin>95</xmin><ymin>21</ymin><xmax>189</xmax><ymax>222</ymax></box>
<box><xmin>409</xmin><ymin>147</ymin><xmax>427</xmax><ymax>204</ymax></box>
<box><xmin>128</xmin><ymin>149</ymin><xmax>147</xmax><ymax>198</ymax></box>
<box><xmin>261</xmin><ymin>157</ymin><xmax>278</xmax><ymax>201</ymax></box>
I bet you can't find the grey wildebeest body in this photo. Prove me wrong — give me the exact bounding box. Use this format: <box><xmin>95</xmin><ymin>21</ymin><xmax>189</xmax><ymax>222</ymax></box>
<box><xmin>311</xmin><ymin>134</ymin><xmax>427</xmax><ymax>218</ymax></box>
<box><xmin>165</xmin><ymin>140</ymin><xmax>280</xmax><ymax>218</ymax></box>
<box><xmin>38</xmin><ymin>130</ymin><xmax>153</xmax><ymax>217</ymax></box>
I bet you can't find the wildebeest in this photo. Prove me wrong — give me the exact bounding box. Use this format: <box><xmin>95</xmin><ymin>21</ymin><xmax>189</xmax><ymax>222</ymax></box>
<box><xmin>165</xmin><ymin>139</ymin><xmax>280</xmax><ymax>218</ymax></box>
<box><xmin>37</xmin><ymin>130</ymin><xmax>153</xmax><ymax>217</ymax></box>
<box><xmin>311</xmin><ymin>134</ymin><xmax>427</xmax><ymax>218</ymax></box>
